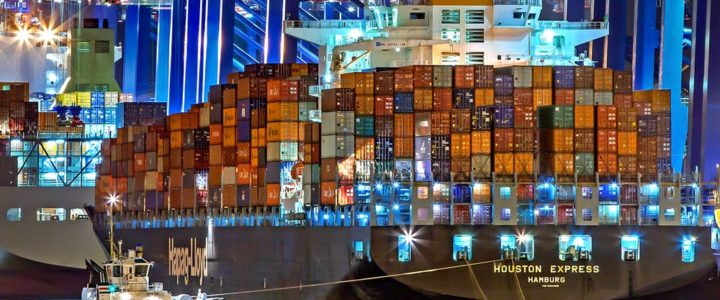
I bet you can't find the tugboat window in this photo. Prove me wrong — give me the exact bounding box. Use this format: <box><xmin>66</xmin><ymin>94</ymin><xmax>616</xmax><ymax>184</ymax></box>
<box><xmin>135</xmin><ymin>265</ymin><xmax>149</xmax><ymax>277</ymax></box>
<box><xmin>621</xmin><ymin>235</ymin><xmax>640</xmax><ymax>261</ymax></box>
<box><xmin>70</xmin><ymin>208</ymin><xmax>89</xmax><ymax>220</ymax></box>
<box><xmin>559</xmin><ymin>235</ymin><xmax>592</xmax><ymax>261</ymax></box>
<box><xmin>36</xmin><ymin>208</ymin><xmax>66</xmax><ymax>221</ymax></box>
<box><xmin>453</xmin><ymin>234</ymin><xmax>472</xmax><ymax>261</ymax></box>
<box><xmin>398</xmin><ymin>235</ymin><xmax>412</xmax><ymax>262</ymax></box>
<box><xmin>6</xmin><ymin>208</ymin><xmax>21</xmax><ymax>222</ymax></box>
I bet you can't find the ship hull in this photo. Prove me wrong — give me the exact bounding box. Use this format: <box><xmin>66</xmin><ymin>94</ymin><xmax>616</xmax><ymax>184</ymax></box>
<box><xmin>110</xmin><ymin>225</ymin><xmax>720</xmax><ymax>300</ymax></box>
<box><xmin>0</xmin><ymin>247</ymin><xmax>87</xmax><ymax>299</ymax></box>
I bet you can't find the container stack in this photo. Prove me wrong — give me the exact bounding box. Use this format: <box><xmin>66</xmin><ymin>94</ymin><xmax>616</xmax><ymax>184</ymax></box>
<box><xmin>471</xmin><ymin>65</ymin><xmax>495</xmax><ymax>224</ymax></box>
<box><xmin>0</xmin><ymin>82</ymin><xmax>36</xmax><ymax>140</ymax></box>
<box><xmin>266</xmin><ymin>78</ymin><xmax>302</xmax><ymax>209</ymax></box>
<box><xmin>325</xmin><ymin>77</ymin><xmax>360</xmax><ymax>207</ymax></box>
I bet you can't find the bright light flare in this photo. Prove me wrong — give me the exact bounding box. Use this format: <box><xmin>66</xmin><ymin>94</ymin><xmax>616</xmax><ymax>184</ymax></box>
<box><xmin>107</xmin><ymin>194</ymin><xmax>119</xmax><ymax>206</ymax></box>
<box><xmin>15</xmin><ymin>28</ymin><xmax>31</xmax><ymax>43</ymax></box>
<box><xmin>40</xmin><ymin>28</ymin><xmax>57</xmax><ymax>43</ymax></box>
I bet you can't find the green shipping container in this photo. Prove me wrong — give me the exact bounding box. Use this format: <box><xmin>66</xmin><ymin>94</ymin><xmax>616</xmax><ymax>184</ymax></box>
<box><xmin>538</xmin><ymin>106</ymin><xmax>574</xmax><ymax>129</ymax></box>
<box><xmin>575</xmin><ymin>152</ymin><xmax>595</xmax><ymax>176</ymax></box>
<box><xmin>355</xmin><ymin>116</ymin><xmax>375</xmax><ymax>137</ymax></box>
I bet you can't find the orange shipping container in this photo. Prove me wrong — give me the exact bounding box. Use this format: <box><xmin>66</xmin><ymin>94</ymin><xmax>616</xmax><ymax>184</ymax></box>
<box><xmin>251</xmin><ymin>128</ymin><xmax>266</xmax><ymax>147</ymax></box>
<box><xmin>617</xmin><ymin>131</ymin><xmax>638</xmax><ymax>155</ymax></box>
<box><xmin>550</xmin><ymin>153</ymin><xmax>574</xmax><ymax>175</ymax></box>
<box><xmin>267</xmin><ymin>102</ymin><xmax>299</xmax><ymax>122</ymax></box>
<box><xmin>169</xmin><ymin>114</ymin><xmax>182</xmax><ymax>131</ymax></box>
<box><xmin>223</xmin><ymin>108</ymin><xmax>237</xmax><ymax>126</ymax></box>
<box><xmin>394</xmin><ymin>68</ymin><xmax>414</xmax><ymax>92</ymax></box>
<box><xmin>266</xmin><ymin>184</ymin><xmax>281</xmax><ymax>206</ymax></box>
<box><xmin>451</xmin><ymin>133</ymin><xmax>471</xmax><ymax>158</ymax></box>
<box><xmin>634</xmin><ymin>102</ymin><xmax>652</xmax><ymax>116</ymax></box>
<box><xmin>532</xmin><ymin>66</ymin><xmax>553</xmax><ymax>88</ymax></box>
<box><xmin>454</xmin><ymin>66</ymin><xmax>474</xmax><ymax>88</ymax></box>
<box><xmin>321</xmin><ymin>182</ymin><xmax>337</xmax><ymax>205</ymax></box>
<box><xmin>532</xmin><ymin>88</ymin><xmax>553</xmax><ymax>108</ymax></box>
<box><xmin>474</xmin><ymin>88</ymin><xmax>494</xmax><ymax>106</ymax></box>
<box><xmin>394</xmin><ymin>114</ymin><xmax>414</xmax><ymax>137</ymax></box>
<box><xmin>554</xmin><ymin>89</ymin><xmax>575</xmax><ymax>105</ymax></box>
<box><xmin>223</xmin><ymin>126</ymin><xmax>236</xmax><ymax>147</ymax></box>
<box><xmin>210</xmin><ymin>145</ymin><xmax>222</xmax><ymax>165</ymax></box>
<box><xmin>341</xmin><ymin>72</ymin><xmax>374</xmax><ymax>95</ymax></box>
<box><xmin>414</xmin><ymin>88</ymin><xmax>433</xmax><ymax>111</ymax></box>
<box><xmin>236</xmin><ymin>164</ymin><xmax>251</xmax><ymax>185</ymax></box>
<box><xmin>597</xmin><ymin>130</ymin><xmax>618</xmax><ymax>152</ymax></box>
<box><xmin>494</xmin><ymin>153</ymin><xmax>514</xmax><ymax>175</ymax></box>
<box><xmin>574</xmin><ymin>105</ymin><xmax>595</xmax><ymax>129</ymax></box>
<box><xmin>596</xmin><ymin>106</ymin><xmax>617</xmax><ymax>129</ymax></box>
<box><xmin>431</xmin><ymin>111</ymin><xmax>451</xmax><ymax>135</ymax></box>
<box><xmin>181</xmin><ymin>112</ymin><xmax>198</xmax><ymax>129</ymax></box>
<box><xmin>267</xmin><ymin>122</ymin><xmax>299</xmax><ymax>142</ymax></box>
<box><xmin>514</xmin><ymin>152</ymin><xmax>534</xmax><ymax>175</ymax></box>
<box><xmin>597</xmin><ymin>152</ymin><xmax>618</xmax><ymax>175</ymax></box>
<box><xmin>209</xmin><ymin>166</ymin><xmax>222</xmax><ymax>186</ymax></box>
<box><xmin>170</xmin><ymin>131</ymin><xmax>182</xmax><ymax>149</ymax></box>
<box><xmin>594</xmin><ymin>68</ymin><xmax>614</xmax><ymax>91</ymax></box>
<box><xmin>542</xmin><ymin>129</ymin><xmax>574</xmax><ymax>152</ymax></box>
<box><xmin>337</xmin><ymin>185</ymin><xmax>354</xmax><ymax>206</ymax></box>
<box><xmin>394</xmin><ymin>137</ymin><xmax>414</xmax><ymax>158</ymax></box>
<box><xmin>432</xmin><ymin>88</ymin><xmax>453</xmax><ymax>111</ymax></box>
<box><xmin>355</xmin><ymin>95</ymin><xmax>374</xmax><ymax>115</ymax></box>
<box><xmin>237</xmin><ymin>142</ymin><xmax>250</xmax><ymax>163</ymax></box>
<box><xmin>355</xmin><ymin>137</ymin><xmax>375</xmax><ymax>160</ymax></box>
<box><xmin>267</xmin><ymin>79</ymin><xmax>299</xmax><ymax>102</ymax></box>
<box><xmin>471</xmin><ymin>131</ymin><xmax>491</xmax><ymax>155</ymax></box>
<box><xmin>375</xmin><ymin>95</ymin><xmax>394</xmax><ymax>116</ymax></box>
<box><xmin>210</xmin><ymin>125</ymin><xmax>223</xmax><ymax>145</ymax></box>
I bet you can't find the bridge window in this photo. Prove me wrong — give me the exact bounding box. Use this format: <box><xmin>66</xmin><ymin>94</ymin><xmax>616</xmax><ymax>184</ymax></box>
<box><xmin>465</xmin><ymin>10</ymin><xmax>485</xmax><ymax>24</ymax></box>
<box><xmin>559</xmin><ymin>235</ymin><xmax>592</xmax><ymax>261</ymax></box>
<box><xmin>621</xmin><ymin>235</ymin><xmax>640</xmax><ymax>261</ymax></box>
<box><xmin>135</xmin><ymin>265</ymin><xmax>149</xmax><ymax>277</ymax></box>
<box><xmin>440</xmin><ymin>28</ymin><xmax>460</xmax><ymax>43</ymax></box>
<box><xmin>500</xmin><ymin>234</ymin><xmax>535</xmax><ymax>261</ymax></box>
<box><xmin>440</xmin><ymin>52</ymin><xmax>460</xmax><ymax>65</ymax></box>
<box><xmin>513</xmin><ymin>12</ymin><xmax>526</xmax><ymax>19</ymax></box>
<box><xmin>711</xmin><ymin>228</ymin><xmax>719</xmax><ymax>250</ymax></box>
<box><xmin>95</xmin><ymin>41</ymin><xmax>110</xmax><ymax>54</ymax></box>
<box><xmin>70</xmin><ymin>208</ymin><xmax>89</xmax><ymax>220</ymax></box>
<box><xmin>453</xmin><ymin>234</ymin><xmax>472</xmax><ymax>261</ymax></box>
<box><xmin>466</xmin><ymin>52</ymin><xmax>485</xmax><ymax>65</ymax></box>
<box><xmin>409</xmin><ymin>12</ymin><xmax>426</xmax><ymax>20</ymax></box>
<box><xmin>37</xmin><ymin>208</ymin><xmax>66</xmax><ymax>221</ymax></box>
<box><xmin>6</xmin><ymin>208</ymin><xmax>21</xmax><ymax>222</ymax></box>
<box><xmin>465</xmin><ymin>29</ymin><xmax>485</xmax><ymax>43</ymax></box>
<box><xmin>441</xmin><ymin>10</ymin><xmax>460</xmax><ymax>24</ymax></box>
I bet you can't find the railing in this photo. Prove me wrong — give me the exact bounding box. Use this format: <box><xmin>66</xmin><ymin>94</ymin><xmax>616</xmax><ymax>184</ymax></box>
<box><xmin>285</xmin><ymin>20</ymin><xmax>376</xmax><ymax>30</ymax></box>
<box><xmin>494</xmin><ymin>0</ymin><xmax>541</xmax><ymax>5</ymax></box>
<box><xmin>536</xmin><ymin>21</ymin><xmax>608</xmax><ymax>30</ymax></box>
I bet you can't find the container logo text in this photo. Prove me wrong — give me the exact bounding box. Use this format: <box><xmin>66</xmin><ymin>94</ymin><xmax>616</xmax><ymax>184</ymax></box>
<box><xmin>168</xmin><ymin>238</ymin><xmax>208</xmax><ymax>285</ymax></box>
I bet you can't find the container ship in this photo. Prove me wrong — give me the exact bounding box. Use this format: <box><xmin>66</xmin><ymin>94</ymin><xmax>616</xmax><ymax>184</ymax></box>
<box><xmin>90</xmin><ymin>61</ymin><xmax>720</xmax><ymax>299</ymax></box>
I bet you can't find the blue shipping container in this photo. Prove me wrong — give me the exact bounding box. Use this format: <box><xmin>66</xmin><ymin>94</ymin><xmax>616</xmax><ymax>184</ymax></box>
<box><xmin>494</xmin><ymin>75</ymin><xmax>514</xmax><ymax>96</ymax></box>
<box><xmin>414</xmin><ymin>136</ymin><xmax>431</xmax><ymax>160</ymax></box>
<box><xmin>453</xmin><ymin>184</ymin><xmax>472</xmax><ymax>203</ymax></box>
<box><xmin>375</xmin><ymin>137</ymin><xmax>394</xmax><ymax>160</ymax></box>
<box><xmin>394</xmin><ymin>93</ymin><xmax>414</xmax><ymax>113</ymax></box>
<box><xmin>472</xmin><ymin>106</ymin><xmax>494</xmax><ymax>130</ymax></box>
<box><xmin>237</xmin><ymin>121</ymin><xmax>251</xmax><ymax>142</ymax></box>
<box><xmin>237</xmin><ymin>100</ymin><xmax>251</xmax><ymax>120</ymax></box>
<box><xmin>431</xmin><ymin>160</ymin><xmax>451</xmax><ymax>182</ymax></box>
<box><xmin>453</xmin><ymin>89</ymin><xmax>474</xmax><ymax>109</ymax></box>
<box><xmin>414</xmin><ymin>160</ymin><xmax>432</xmax><ymax>182</ymax></box>
<box><xmin>494</xmin><ymin>105</ymin><xmax>514</xmax><ymax>128</ymax></box>
<box><xmin>554</xmin><ymin>66</ymin><xmax>575</xmax><ymax>88</ymax></box>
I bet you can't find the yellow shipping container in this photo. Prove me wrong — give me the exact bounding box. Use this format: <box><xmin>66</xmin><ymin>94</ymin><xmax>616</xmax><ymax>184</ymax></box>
<box><xmin>451</xmin><ymin>133</ymin><xmax>471</xmax><ymax>158</ymax></box>
<box><xmin>223</xmin><ymin>126</ymin><xmax>236</xmax><ymax>147</ymax></box>
<box><xmin>593</xmin><ymin>68</ymin><xmax>614</xmax><ymax>91</ymax></box>
<box><xmin>223</xmin><ymin>108</ymin><xmax>236</xmax><ymax>127</ymax></box>
<box><xmin>552</xmin><ymin>153</ymin><xmax>575</xmax><ymax>175</ymax></box>
<box><xmin>514</xmin><ymin>152</ymin><xmax>534</xmax><ymax>175</ymax></box>
<box><xmin>532</xmin><ymin>88</ymin><xmax>553</xmax><ymax>109</ymax></box>
<box><xmin>251</xmin><ymin>128</ymin><xmax>266</xmax><ymax>148</ymax></box>
<box><xmin>76</xmin><ymin>92</ymin><xmax>92</xmax><ymax>107</ymax></box>
<box><xmin>474</xmin><ymin>88</ymin><xmax>494</xmax><ymax>107</ymax></box>
<box><xmin>471</xmin><ymin>131</ymin><xmax>491</xmax><ymax>154</ymax></box>
<box><xmin>574</xmin><ymin>105</ymin><xmax>595</xmax><ymax>129</ymax></box>
<box><xmin>494</xmin><ymin>153</ymin><xmax>514</xmax><ymax>175</ymax></box>
<box><xmin>267</xmin><ymin>122</ymin><xmax>299</xmax><ymax>142</ymax></box>
<box><xmin>532</xmin><ymin>66</ymin><xmax>553</xmax><ymax>88</ymax></box>
<box><xmin>617</xmin><ymin>131</ymin><xmax>638</xmax><ymax>155</ymax></box>
<box><xmin>170</xmin><ymin>131</ymin><xmax>182</xmax><ymax>149</ymax></box>
<box><xmin>58</xmin><ymin>93</ymin><xmax>77</xmax><ymax>106</ymax></box>
<box><xmin>168</xmin><ymin>114</ymin><xmax>182</xmax><ymax>131</ymax></box>
<box><xmin>472</xmin><ymin>183</ymin><xmax>491</xmax><ymax>203</ymax></box>
<box><xmin>341</xmin><ymin>72</ymin><xmax>374</xmax><ymax>95</ymax></box>
<box><xmin>267</xmin><ymin>102</ymin><xmax>299</xmax><ymax>122</ymax></box>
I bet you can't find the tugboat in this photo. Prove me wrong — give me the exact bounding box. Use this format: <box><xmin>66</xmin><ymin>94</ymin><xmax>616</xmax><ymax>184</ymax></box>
<box><xmin>81</xmin><ymin>242</ymin><xmax>174</xmax><ymax>300</ymax></box>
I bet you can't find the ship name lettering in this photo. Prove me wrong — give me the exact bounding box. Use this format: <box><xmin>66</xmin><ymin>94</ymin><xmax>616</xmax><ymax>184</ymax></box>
<box><xmin>528</xmin><ymin>276</ymin><xmax>565</xmax><ymax>284</ymax></box>
<box><xmin>550</xmin><ymin>265</ymin><xmax>600</xmax><ymax>274</ymax></box>
<box><xmin>168</xmin><ymin>238</ymin><xmax>208</xmax><ymax>285</ymax></box>
<box><xmin>493</xmin><ymin>263</ymin><xmax>542</xmax><ymax>273</ymax></box>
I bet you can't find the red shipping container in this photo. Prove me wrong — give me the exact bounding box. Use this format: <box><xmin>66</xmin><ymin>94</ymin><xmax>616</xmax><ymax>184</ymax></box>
<box><xmin>450</xmin><ymin>133</ymin><xmax>471</xmax><ymax>158</ymax></box>
<box><xmin>374</xmin><ymin>71</ymin><xmax>395</xmax><ymax>94</ymax></box>
<box><xmin>266</xmin><ymin>184</ymin><xmax>281</xmax><ymax>206</ymax></box>
<box><xmin>494</xmin><ymin>95</ymin><xmax>513</xmax><ymax>105</ymax></box>
<box><xmin>236</xmin><ymin>164</ymin><xmax>251</xmax><ymax>185</ymax></box>
<box><xmin>431</xmin><ymin>112</ymin><xmax>451</xmax><ymax>135</ymax></box>
<box><xmin>355</xmin><ymin>137</ymin><xmax>375</xmax><ymax>160</ymax></box>
<box><xmin>638</xmin><ymin>136</ymin><xmax>658</xmax><ymax>159</ymax></box>
<box><xmin>639</xmin><ymin>160</ymin><xmax>658</xmax><ymax>176</ymax></box>
<box><xmin>554</xmin><ymin>89</ymin><xmax>575</xmax><ymax>105</ymax></box>
<box><xmin>634</xmin><ymin>102</ymin><xmax>652</xmax><ymax>116</ymax></box>
<box><xmin>414</xmin><ymin>88</ymin><xmax>434</xmax><ymax>111</ymax></box>
<box><xmin>617</xmin><ymin>110</ymin><xmax>637</xmax><ymax>131</ymax></box>
<box><xmin>597</xmin><ymin>130</ymin><xmax>618</xmax><ymax>152</ymax></box>
<box><xmin>451</xmin><ymin>109</ymin><xmax>472</xmax><ymax>133</ymax></box>
<box><xmin>321</xmin><ymin>182</ymin><xmax>336</xmax><ymax>205</ymax></box>
<box><xmin>494</xmin><ymin>128</ymin><xmax>514</xmax><ymax>152</ymax></box>
<box><xmin>618</xmin><ymin>155</ymin><xmax>638</xmax><ymax>175</ymax></box>
<box><xmin>474</xmin><ymin>65</ymin><xmax>495</xmax><ymax>88</ymax></box>
<box><xmin>574</xmin><ymin>129</ymin><xmax>595</xmax><ymax>152</ymax></box>
<box><xmin>394</xmin><ymin>137</ymin><xmax>414</xmax><ymax>158</ymax></box>
<box><xmin>513</xmin><ymin>88</ymin><xmax>533</xmax><ymax>106</ymax></box>
<box><xmin>513</xmin><ymin>129</ymin><xmax>535</xmax><ymax>152</ymax></box>
<box><xmin>454</xmin><ymin>66</ymin><xmax>474</xmax><ymax>88</ymax></box>
<box><xmin>337</xmin><ymin>185</ymin><xmax>354</xmax><ymax>206</ymax></box>
<box><xmin>597</xmin><ymin>152</ymin><xmax>618</xmax><ymax>175</ymax></box>
<box><xmin>513</xmin><ymin>105</ymin><xmax>535</xmax><ymax>128</ymax></box>
<box><xmin>596</xmin><ymin>106</ymin><xmax>617</xmax><ymax>129</ymax></box>
<box><xmin>394</xmin><ymin>114</ymin><xmax>415</xmax><ymax>137</ymax></box>
<box><xmin>432</xmin><ymin>88</ymin><xmax>452</xmax><ymax>111</ymax></box>
<box><xmin>237</xmin><ymin>142</ymin><xmax>250</xmax><ymax>163</ymax></box>
<box><xmin>413</xmin><ymin>66</ymin><xmax>434</xmax><ymax>88</ymax></box>
<box><xmin>375</xmin><ymin>95</ymin><xmax>394</xmax><ymax>116</ymax></box>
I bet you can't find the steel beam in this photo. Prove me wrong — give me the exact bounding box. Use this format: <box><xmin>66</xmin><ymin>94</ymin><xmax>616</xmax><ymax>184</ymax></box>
<box><xmin>632</xmin><ymin>0</ymin><xmax>658</xmax><ymax>90</ymax></box>
<box><xmin>606</xmin><ymin>0</ymin><xmax>627</xmax><ymax>70</ymax></box>
<box><xmin>659</xmin><ymin>0</ymin><xmax>686</xmax><ymax>173</ymax></box>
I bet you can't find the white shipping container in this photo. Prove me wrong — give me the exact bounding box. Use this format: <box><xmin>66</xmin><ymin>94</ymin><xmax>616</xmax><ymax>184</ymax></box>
<box><xmin>594</xmin><ymin>91</ymin><xmax>614</xmax><ymax>105</ymax></box>
<box><xmin>321</xmin><ymin>111</ymin><xmax>355</xmax><ymax>135</ymax></box>
<box><xmin>299</xmin><ymin>102</ymin><xmax>318</xmax><ymax>121</ymax></box>
<box><xmin>512</xmin><ymin>66</ymin><xmax>533</xmax><ymax>88</ymax></box>
<box><xmin>575</xmin><ymin>89</ymin><xmax>594</xmax><ymax>105</ymax></box>
<box><xmin>321</xmin><ymin>135</ymin><xmax>355</xmax><ymax>159</ymax></box>
<box><xmin>222</xmin><ymin>167</ymin><xmax>235</xmax><ymax>185</ymax></box>
<box><xmin>267</xmin><ymin>142</ymin><xmax>299</xmax><ymax>162</ymax></box>
<box><xmin>355</xmin><ymin>160</ymin><xmax>374</xmax><ymax>182</ymax></box>
<box><xmin>302</xmin><ymin>164</ymin><xmax>321</xmax><ymax>184</ymax></box>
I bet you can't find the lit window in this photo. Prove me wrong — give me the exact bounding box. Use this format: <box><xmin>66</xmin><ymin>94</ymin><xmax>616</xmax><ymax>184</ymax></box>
<box><xmin>6</xmin><ymin>208</ymin><xmax>21</xmax><ymax>222</ymax></box>
<box><xmin>453</xmin><ymin>234</ymin><xmax>472</xmax><ymax>261</ymax></box>
<box><xmin>409</xmin><ymin>12</ymin><xmax>425</xmax><ymax>20</ymax></box>
<box><xmin>441</xmin><ymin>10</ymin><xmax>460</xmax><ymax>24</ymax></box>
<box><xmin>465</xmin><ymin>10</ymin><xmax>485</xmax><ymax>24</ymax></box>
<box><xmin>665</xmin><ymin>187</ymin><xmax>675</xmax><ymax>198</ymax></box>
<box><xmin>582</xmin><ymin>187</ymin><xmax>593</xmax><ymax>199</ymax></box>
<box><xmin>398</xmin><ymin>235</ymin><xmax>412</xmax><ymax>262</ymax></box>
<box><xmin>500</xmin><ymin>208</ymin><xmax>511</xmax><ymax>221</ymax></box>
<box><xmin>664</xmin><ymin>208</ymin><xmax>676</xmax><ymax>221</ymax></box>
<box><xmin>440</xmin><ymin>28</ymin><xmax>460</xmax><ymax>43</ymax></box>
<box><xmin>76</xmin><ymin>41</ymin><xmax>91</xmax><ymax>53</ymax></box>
<box><xmin>466</xmin><ymin>52</ymin><xmax>485</xmax><ymax>65</ymax></box>
<box><xmin>37</xmin><ymin>208</ymin><xmax>66</xmax><ymax>221</ymax></box>
<box><xmin>70</xmin><ymin>208</ymin><xmax>89</xmax><ymax>220</ymax></box>
<box><xmin>711</xmin><ymin>228</ymin><xmax>720</xmax><ymax>250</ymax></box>
<box><xmin>559</xmin><ymin>235</ymin><xmax>592</xmax><ymax>261</ymax></box>
<box><xmin>513</xmin><ymin>12</ymin><xmax>526</xmax><ymax>19</ymax></box>
<box><xmin>440</xmin><ymin>52</ymin><xmax>460</xmax><ymax>65</ymax></box>
<box><xmin>681</xmin><ymin>236</ymin><xmax>696</xmax><ymax>263</ymax></box>
<box><xmin>465</xmin><ymin>29</ymin><xmax>485</xmax><ymax>43</ymax></box>
<box><xmin>581</xmin><ymin>209</ymin><xmax>593</xmax><ymax>221</ymax></box>
<box><xmin>500</xmin><ymin>187</ymin><xmax>511</xmax><ymax>200</ymax></box>
<box><xmin>621</xmin><ymin>235</ymin><xmax>640</xmax><ymax>261</ymax></box>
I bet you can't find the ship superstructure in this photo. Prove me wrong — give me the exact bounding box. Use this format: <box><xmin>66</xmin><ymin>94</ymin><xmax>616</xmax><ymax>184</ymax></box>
<box><xmin>284</xmin><ymin>0</ymin><xmax>608</xmax><ymax>90</ymax></box>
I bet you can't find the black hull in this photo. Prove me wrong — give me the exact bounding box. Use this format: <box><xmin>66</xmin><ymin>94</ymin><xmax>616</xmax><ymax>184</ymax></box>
<box><xmin>0</xmin><ymin>248</ymin><xmax>87</xmax><ymax>299</ymax></box>
<box><xmin>110</xmin><ymin>225</ymin><xmax>720</xmax><ymax>299</ymax></box>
